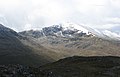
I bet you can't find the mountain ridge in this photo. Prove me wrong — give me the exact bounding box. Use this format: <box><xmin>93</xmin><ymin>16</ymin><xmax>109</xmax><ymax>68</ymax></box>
<box><xmin>19</xmin><ymin>23</ymin><xmax>120</xmax><ymax>58</ymax></box>
<box><xmin>19</xmin><ymin>22</ymin><xmax>120</xmax><ymax>41</ymax></box>
<box><xmin>19</xmin><ymin>22</ymin><xmax>95</xmax><ymax>38</ymax></box>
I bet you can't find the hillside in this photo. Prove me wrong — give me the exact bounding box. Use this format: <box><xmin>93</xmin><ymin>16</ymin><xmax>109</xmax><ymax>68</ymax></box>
<box><xmin>19</xmin><ymin>23</ymin><xmax>120</xmax><ymax>60</ymax></box>
<box><xmin>0</xmin><ymin>24</ymin><xmax>54</xmax><ymax>66</ymax></box>
<box><xmin>39</xmin><ymin>56</ymin><xmax>120</xmax><ymax>77</ymax></box>
<box><xmin>1</xmin><ymin>56</ymin><xmax>120</xmax><ymax>77</ymax></box>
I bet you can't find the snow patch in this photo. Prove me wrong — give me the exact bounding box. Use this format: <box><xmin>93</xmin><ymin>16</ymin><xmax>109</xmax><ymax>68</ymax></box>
<box><xmin>60</xmin><ymin>22</ymin><xmax>89</xmax><ymax>34</ymax></box>
<box><xmin>102</xmin><ymin>30</ymin><xmax>120</xmax><ymax>40</ymax></box>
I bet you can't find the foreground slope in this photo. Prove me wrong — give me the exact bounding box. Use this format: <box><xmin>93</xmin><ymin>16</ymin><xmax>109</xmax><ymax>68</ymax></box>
<box><xmin>0</xmin><ymin>24</ymin><xmax>54</xmax><ymax>66</ymax></box>
<box><xmin>0</xmin><ymin>56</ymin><xmax>120</xmax><ymax>77</ymax></box>
<box><xmin>39</xmin><ymin>56</ymin><xmax>120</xmax><ymax>77</ymax></box>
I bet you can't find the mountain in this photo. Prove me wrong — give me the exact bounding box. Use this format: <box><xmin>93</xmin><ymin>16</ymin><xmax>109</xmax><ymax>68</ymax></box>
<box><xmin>19</xmin><ymin>22</ymin><xmax>120</xmax><ymax>59</ymax></box>
<box><xmin>0</xmin><ymin>22</ymin><xmax>119</xmax><ymax>66</ymax></box>
<box><xmin>0</xmin><ymin>24</ymin><xmax>55</xmax><ymax>66</ymax></box>
<box><xmin>0</xmin><ymin>23</ymin><xmax>120</xmax><ymax>77</ymax></box>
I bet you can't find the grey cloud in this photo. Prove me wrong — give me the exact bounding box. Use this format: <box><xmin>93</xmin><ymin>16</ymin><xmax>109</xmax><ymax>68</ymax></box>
<box><xmin>0</xmin><ymin>0</ymin><xmax>120</xmax><ymax>32</ymax></box>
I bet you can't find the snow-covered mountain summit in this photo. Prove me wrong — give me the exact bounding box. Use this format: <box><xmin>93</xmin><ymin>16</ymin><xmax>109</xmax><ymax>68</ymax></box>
<box><xmin>60</xmin><ymin>22</ymin><xmax>89</xmax><ymax>34</ymax></box>
<box><xmin>20</xmin><ymin>22</ymin><xmax>94</xmax><ymax>38</ymax></box>
<box><xmin>19</xmin><ymin>22</ymin><xmax>120</xmax><ymax>41</ymax></box>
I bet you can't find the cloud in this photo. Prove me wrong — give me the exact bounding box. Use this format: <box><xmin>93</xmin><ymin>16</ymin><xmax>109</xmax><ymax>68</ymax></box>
<box><xmin>105</xmin><ymin>17</ymin><xmax>120</xmax><ymax>24</ymax></box>
<box><xmin>108</xmin><ymin>25</ymin><xmax>120</xmax><ymax>34</ymax></box>
<box><xmin>0</xmin><ymin>0</ymin><xmax>120</xmax><ymax>32</ymax></box>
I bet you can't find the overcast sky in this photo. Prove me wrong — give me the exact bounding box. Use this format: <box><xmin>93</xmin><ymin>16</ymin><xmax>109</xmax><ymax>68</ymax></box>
<box><xmin>0</xmin><ymin>0</ymin><xmax>120</xmax><ymax>32</ymax></box>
